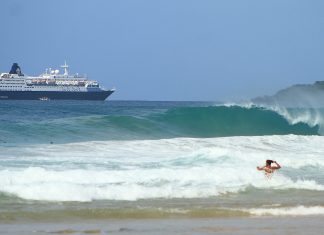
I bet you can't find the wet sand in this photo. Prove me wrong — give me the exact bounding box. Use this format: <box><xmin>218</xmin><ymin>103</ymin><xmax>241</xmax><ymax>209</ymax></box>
<box><xmin>1</xmin><ymin>216</ymin><xmax>323</xmax><ymax>235</ymax></box>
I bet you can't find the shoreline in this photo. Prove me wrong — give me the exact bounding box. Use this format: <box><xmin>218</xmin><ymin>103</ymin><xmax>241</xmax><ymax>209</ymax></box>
<box><xmin>2</xmin><ymin>195</ymin><xmax>324</xmax><ymax>222</ymax></box>
<box><xmin>1</xmin><ymin>216</ymin><xmax>324</xmax><ymax>235</ymax></box>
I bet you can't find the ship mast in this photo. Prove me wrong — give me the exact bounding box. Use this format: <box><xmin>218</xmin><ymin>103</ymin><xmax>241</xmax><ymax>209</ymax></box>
<box><xmin>61</xmin><ymin>61</ymin><xmax>69</xmax><ymax>76</ymax></box>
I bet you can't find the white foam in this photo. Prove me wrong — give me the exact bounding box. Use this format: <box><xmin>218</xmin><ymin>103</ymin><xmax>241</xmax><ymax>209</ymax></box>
<box><xmin>221</xmin><ymin>101</ymin><xmax>324</xmax><ymax>132</ymax></box>
<box><xmin>216</xmin><ymin>101</ymin><xmax>256</xmax><ymax>109</ymax></box>
<box><xmin>1</xmin><ymin>135</ymin><xmax>324</xmax><ymax>201</ymax></box>
<box><xmin>245</xmin><ymin>206</ymin><xmax>324</xmax><ymax>216</ymax></box>
<box><xmin>267</xmin><ymin>105</ymin><xmax>323</xmax><ymax>128</ymax></box>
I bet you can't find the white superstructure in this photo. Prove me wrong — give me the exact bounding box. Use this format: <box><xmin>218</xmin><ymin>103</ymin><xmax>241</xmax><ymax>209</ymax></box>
<box><xmin>0</xmin><ymin>62</ymin><xmax>102</xmax><ymax>92</ymax></box>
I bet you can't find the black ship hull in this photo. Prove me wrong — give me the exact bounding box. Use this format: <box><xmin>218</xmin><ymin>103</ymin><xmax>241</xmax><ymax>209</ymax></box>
<box><xmin>0</xmin><ymin>90</ymin><xmax>114</xmax><ymax>100</ymax></box>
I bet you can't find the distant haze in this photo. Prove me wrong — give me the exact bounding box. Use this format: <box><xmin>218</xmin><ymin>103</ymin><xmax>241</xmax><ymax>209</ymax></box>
<box><xmin>1</xmin><ymin>0</ymin><xmax>324</xmax><ymax>101</ymax></box>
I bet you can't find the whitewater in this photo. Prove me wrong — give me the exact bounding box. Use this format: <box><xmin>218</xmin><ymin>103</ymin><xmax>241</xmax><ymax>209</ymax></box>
<box><xmin>1</xmin><ymin>135</ymin><xmax>324</xmax><ymax>202</ymax></box>
<box><xmin>1</xmin><ymin>100</ymin><xmax>324</xmax><ymax>219</ymax></box>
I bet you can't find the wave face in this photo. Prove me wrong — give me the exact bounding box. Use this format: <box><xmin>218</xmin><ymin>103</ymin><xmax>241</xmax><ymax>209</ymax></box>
<box><xmin>0</xmin><ymin>101</ymin><xmax>320</xmax><ymax>144</ymax></box>
<box><xmin>154</xmin><ymin>106</ymin><xmax>319</xmax><ymax>137</ymax></box>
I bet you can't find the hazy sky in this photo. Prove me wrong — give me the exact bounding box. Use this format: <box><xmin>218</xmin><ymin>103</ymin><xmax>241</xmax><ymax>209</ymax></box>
<box><xmin>1</xmin><ymin>0</ymin><xmax>324</xmax><ymax>101</ymax></box>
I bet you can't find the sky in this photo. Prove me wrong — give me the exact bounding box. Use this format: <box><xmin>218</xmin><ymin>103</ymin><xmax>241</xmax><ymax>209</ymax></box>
<box><xmin>1</xmin><ymin>0</ymin><xmax>324</xmax><ymax>101</ymax></box>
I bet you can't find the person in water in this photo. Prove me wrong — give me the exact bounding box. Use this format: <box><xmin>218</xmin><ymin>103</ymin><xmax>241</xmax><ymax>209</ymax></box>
<box><xmin>257</xmin><ymin>160</ymin><xmax>281</xmax><ymax>177</ymax></box>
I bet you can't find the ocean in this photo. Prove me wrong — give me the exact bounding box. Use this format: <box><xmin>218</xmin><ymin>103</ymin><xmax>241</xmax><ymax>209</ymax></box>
<box><xmin>1</xmin><ymin>100</ymin><xmax>324</xmax><ymax>222</ymax></box>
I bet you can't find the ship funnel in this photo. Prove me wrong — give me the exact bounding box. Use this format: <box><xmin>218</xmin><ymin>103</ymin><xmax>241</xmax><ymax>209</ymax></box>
<box><xmin>9</xmin><ymin>63</ymin><xmax>24</xmax><ymax>76</ymax></box>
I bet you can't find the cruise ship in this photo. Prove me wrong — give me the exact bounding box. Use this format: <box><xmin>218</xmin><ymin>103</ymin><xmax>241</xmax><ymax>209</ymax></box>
<box><xmin>0</xmin><ymin>62</ymin><xmax>115</xmax><ymax>100</ymax></box>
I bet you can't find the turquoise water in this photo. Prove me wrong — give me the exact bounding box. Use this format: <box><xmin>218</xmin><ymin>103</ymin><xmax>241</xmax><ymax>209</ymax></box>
<box><xmin>0</xmin><ymin>101</ymin><xmax>319</xmax><ymax>144</ymax></box>
<box><xmin>1</xmin><ymin>100</ymin><xmax>324</xmax><ymax>220</ymax></box>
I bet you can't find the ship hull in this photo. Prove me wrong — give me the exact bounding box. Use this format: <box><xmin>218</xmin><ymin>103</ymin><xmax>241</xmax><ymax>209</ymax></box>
<box><xmin>0</xmin><ymin>90</ymin><xmax>114</xmax><ymax>100</ymax></box>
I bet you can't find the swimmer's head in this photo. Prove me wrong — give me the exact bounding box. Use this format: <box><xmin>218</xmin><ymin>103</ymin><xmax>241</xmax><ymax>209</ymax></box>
<box><xmin>266</xmin><ymin>160</ymin><xmax>273</xmax><ymax>166</ymax></box>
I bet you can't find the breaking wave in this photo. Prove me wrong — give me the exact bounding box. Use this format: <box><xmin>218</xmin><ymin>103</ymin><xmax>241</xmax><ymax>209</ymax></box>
<box><xmin>0</xmin><ymin>105</ymin><xmax>320</xmax><ymax>144</ymax></box>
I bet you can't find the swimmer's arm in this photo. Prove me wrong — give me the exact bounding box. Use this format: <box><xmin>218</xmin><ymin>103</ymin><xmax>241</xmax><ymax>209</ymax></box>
<box><xmin>257</xmin><ymin>166</ymin><xmax>265</xmax><ymax>171</ymax></box>
<box><xmin>272</xmin><ymin>161</ymin><xmax>281</xmax><ymax>169</ymax></box>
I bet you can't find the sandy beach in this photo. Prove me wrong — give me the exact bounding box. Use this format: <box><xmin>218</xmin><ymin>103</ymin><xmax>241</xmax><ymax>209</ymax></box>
<box><xmin>1</xmin><ymin>216</ymin><xmax>324</xmax><ymax>235</ymax></box>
